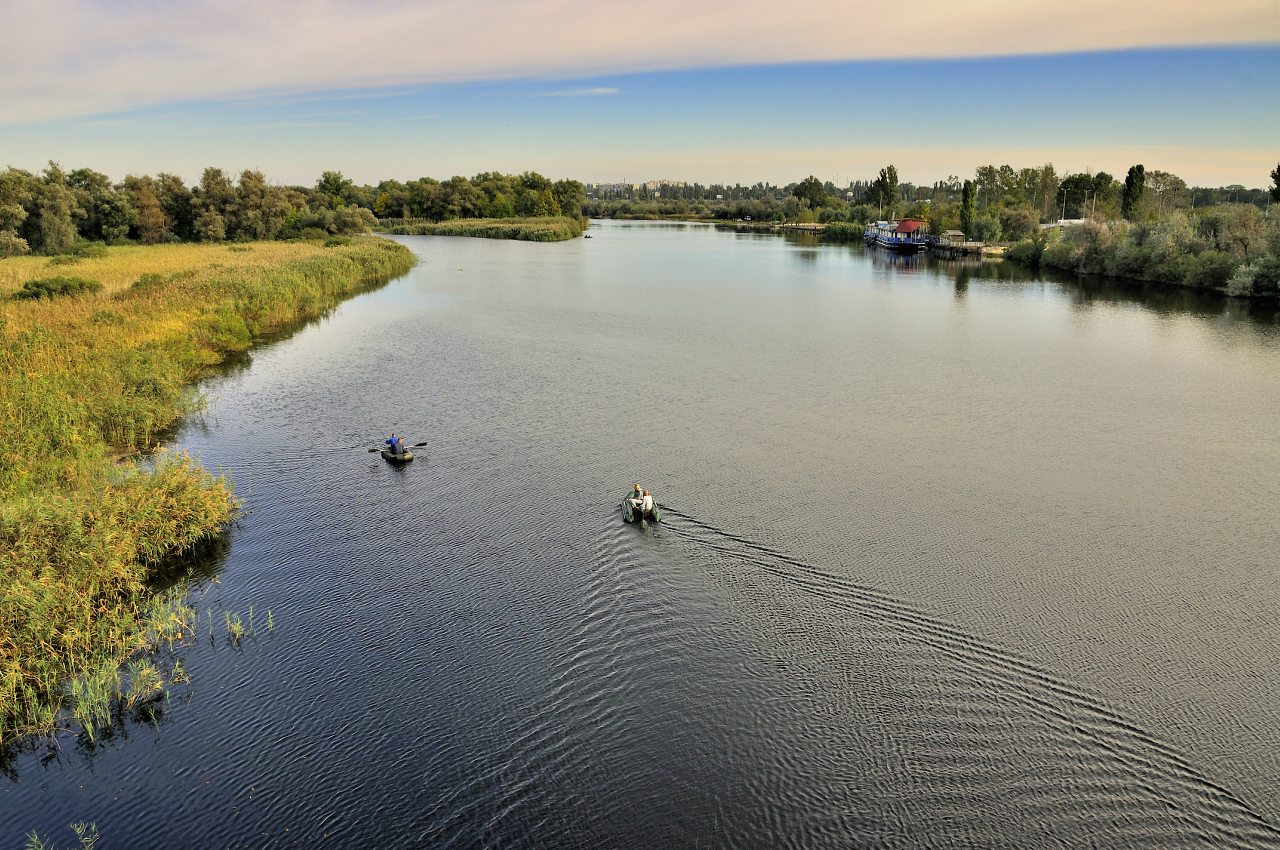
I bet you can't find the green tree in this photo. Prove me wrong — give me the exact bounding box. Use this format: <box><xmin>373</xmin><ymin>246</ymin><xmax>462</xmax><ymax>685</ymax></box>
<box><xmin>793</xmin><ymin>175</ymin><xmax>826</xmax><ymax>209</ymax></box>
<box><xmin>0</xmin><ymin>169</ymin><xmax>32</xmax><ymax>257</ymax></box>
<box><xmin>1121</xmin><ymin>164</ymin><xmax>1146</xmax><ymax>220</ymax></box>
<box><xmin>23</xmin><ymin>163</ymin><xmax>82</xmax><ymax>254</ymax></box>
<box><xmin>1145</xmin><ymin>170</ymin><xmax>1190</xmax><ymax>213</ymax></box>
<box><xmin>156</xmin><ymin>173</ymin><xmax>195</xmax><ymax>240</ymax></box>
<box><xmin>194</xmin><ymin>168</ymin><xmax>236</xmax><ymax>235</ymax></box>
<box><xmin>1271</xmin><ymin>163</ymin><xmax>1280</xmax><ymax>203</ymax></box>
<box><xmin>315</xmin><ymin>171</ymin><xmax>354</xmax><ymax>209</ymax></box>
<box><xmin>999</xmin><ymin>206</ymin><xmax>1039</xmax><ymax>242</ymax></box>
<box><xmin>960</xmin><ymin>180</ymin><xmax>975</xmax><ymax>237</ymax></box>
<box><xmin>552</xmin><ymin>179</ymin><xmax>586</xmax><ymax>219</ymax></box>
<box><xmin>870</xmin><ymin>165</ymin><xmax>899</xmax><ymax>215</ymax></box>
<box><xmin>193</xmin><ymin>208</ymin><xmax>226</xmax><ymax>242</ymax></box>
<box><xmin>133</xmin><ymin>185</ymin><xmax>169</xmax><ymax>244</ymax></box>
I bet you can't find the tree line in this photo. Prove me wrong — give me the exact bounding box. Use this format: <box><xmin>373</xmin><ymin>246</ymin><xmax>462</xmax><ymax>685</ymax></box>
<box><xmin>0</xmin><ymin>164</ymin><xmax>587</xmax><ymax>257</ymax></box>
<box><xmin>583</xmin><ymin>163</ymin><xmax>1277</xmax><ymax>244</ymax></box>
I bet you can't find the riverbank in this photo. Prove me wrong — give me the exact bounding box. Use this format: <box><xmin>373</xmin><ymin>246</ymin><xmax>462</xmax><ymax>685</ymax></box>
<box><xmin>1007</xmin><ymin>219</ymin><xmax>1280</xmax><ymax>299</ymax></box>
<box><xmin>0</xmin><ymin>237</ymin><xmax>415</xmax><ymax>745</ymax></box>
<box><xmin>379</xmin><ymin>216</ymin><xmax>583</xmax><ymax>241</ymax></box>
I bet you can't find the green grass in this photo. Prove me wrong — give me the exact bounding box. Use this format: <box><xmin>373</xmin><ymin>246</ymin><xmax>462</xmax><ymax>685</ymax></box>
<box><xmin>0</xmin><ymin>237</ymin><xmax>415</xmax><ymax>745</ymax></box>
<box><xmin>381</xmin><ymin>216</ymin><xmax>584</xmax><ymax>242</ymax></box>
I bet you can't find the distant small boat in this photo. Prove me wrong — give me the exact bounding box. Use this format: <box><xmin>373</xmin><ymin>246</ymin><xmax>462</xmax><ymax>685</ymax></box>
<box><xmin>381</xmin><ymin>448</ymin><xmax>414</xmax><ymax>463</ymax></box>
<box><xmin>583</xmin><ymin>234</ymin><xmax>593</xmax><ymax>239</ymax></box>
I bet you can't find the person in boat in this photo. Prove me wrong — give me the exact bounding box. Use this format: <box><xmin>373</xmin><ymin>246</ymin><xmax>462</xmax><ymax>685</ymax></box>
<box><xmin>385</xmin><ymin>433</ymin><xmax>404</xmax><ymax>455</ymax></box>
<box><xmin>641</xmin><ymin>489</ymin><xmax>654</xmax><ymax>516</ymax></box>
<box><xmin>627</xmin><ymin>483</ymin><xmax>644</xmax><ymax>511</ymax></box>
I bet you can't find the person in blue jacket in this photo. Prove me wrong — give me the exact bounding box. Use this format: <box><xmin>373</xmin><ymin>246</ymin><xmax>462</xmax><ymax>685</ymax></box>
<box><xmin>385</xmin><ymin>433</ymin><xmax>404</xmax><ymax>455</ymax></box>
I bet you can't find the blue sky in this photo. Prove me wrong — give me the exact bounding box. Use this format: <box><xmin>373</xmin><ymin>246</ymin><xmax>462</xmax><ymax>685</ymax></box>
<box><xmin>2</xmin><ymin>1</ymin><xmax>1277</xmax><ymax>187</ymax></box>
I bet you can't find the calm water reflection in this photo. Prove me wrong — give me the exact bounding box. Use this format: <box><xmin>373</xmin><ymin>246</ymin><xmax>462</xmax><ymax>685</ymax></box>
<box><xmin>5</xmin><ymin>221</ymin><xmax>1278</xmax><ymax>848</ymax></box>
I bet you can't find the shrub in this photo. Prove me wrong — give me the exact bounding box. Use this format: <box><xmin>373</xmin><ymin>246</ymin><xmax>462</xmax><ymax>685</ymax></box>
<box><xmin>14</xmin><ymin>276</ymin><xmax>102</xmax><ymax>300</ymax></box>
<box><xmin>820</xmin><ymin>222</ymin><xmax>863</xmax><ymax>243</ymax></box>
<box><xmin>1006</xmin><ymin>238</ymin><xmax>1044</xmax><ymax>265</ymax></box>
<box><xmin>1229</xmin><ymin>258</ymin><xmax>1280</xmax><ymax>297</ymax></box>
<box><xmin>1183</xmin><ymin>250</ymin><xmax>1235</xmax><ymax>289</ymax></box>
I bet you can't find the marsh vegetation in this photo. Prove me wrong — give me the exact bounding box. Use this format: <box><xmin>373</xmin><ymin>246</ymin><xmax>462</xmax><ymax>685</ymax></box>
<box><xmin>0</xmin><ymin>237</ymin><xmax>414</xmax><ymax>744</ymax></box>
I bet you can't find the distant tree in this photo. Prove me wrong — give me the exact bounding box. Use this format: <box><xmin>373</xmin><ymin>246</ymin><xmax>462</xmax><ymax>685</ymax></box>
<box><xmin>193</xmin><ymin>168</ymin><xmax>236</xmax><ymax>237</ymax></box>
<box><xmin>960</xmin><ymin>180</ymin><xmax>975</xmax><ymax>237</ymax></box>
<box><xmin>1121</xmin><ymin>164</ymin><xmax>1146</xmax><ymax>220</ymax></box>
<box><xmin>1271</xmin><ymin>163</ymin><xmax>1280</xmax><ymax>203</ymax></box>
<box><xmin>155</xmin><ymin>174</ymin><xmax>195</xmax><ymax>240</ymax></box>
<box><xmin>68</xmin><ymin>167</ymin><xmax>135</xmax><ymax>244</ymax></box>
<box><xmin>1058</xmin><ymin>172</ymin><xmax>1118</xmax><ymax>219</ymax></box>
<box><xmin>552</xmin><ymin>179</ymin><xmax>586</xmax><ymax>219</ymax></box>
<box><xmin>193</xmin><ymin>208</ymin><xmax>226</xmax><ymax>242</ymax></box>
<box><xmin>999</xmin><ymin>206</ymin><xmax>1039</xmax><ymax>242</ymax></box>
<box><xmin>134</xmin><ymin>185</ymin><xmax>168</xmax><ymax>244</ymax></box>
<box><xmin>1090</xmin><ymin>171</ymin><xmax>1121</xmax><ymax>219</ymax></box>
<box><xmin>1198</xmin><ymin>204</ymin><xmax>1265</xmax><ymax>261</ymax></box>
<box><xmin>0</xmin><ymin>169</ymin><xmax>32</xmax><ymax>257</ymax></box>
<box><xmin>315</xmin><ymin>171</ymin><xmax>354</xmax><ymax>209</ymax></box>
<box><xmin>520</xmin><ymin>172</ymin><xmax>553</xmax><ymax>193</ymax></box>
<box><xmin>1145</xmin><ymin>170</ymin><xmax>1190</xmax><ymax>213</ymax></box>
<box><xmin>793</xmin><ymin>175</ymin><xmax>826</xmax><ymax>209</ymax></box>
<box><xmin>23</xmin><ymin>163</ymin><xmax>82</xmax><ymax>254</ymax></box>
<box><xmin>870</xmin><ymin>165</ymin><xmax>899</xmax><ymax>214</ymax></box>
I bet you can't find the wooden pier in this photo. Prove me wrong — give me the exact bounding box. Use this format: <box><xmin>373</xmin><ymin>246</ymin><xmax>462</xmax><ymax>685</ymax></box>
<box><xmin>929</xmin><ymin>229</ymin><xmax>986</xmax><ymax>257</ymax></box>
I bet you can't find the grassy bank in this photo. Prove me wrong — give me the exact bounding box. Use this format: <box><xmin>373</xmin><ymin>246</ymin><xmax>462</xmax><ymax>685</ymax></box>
<box><xmin>0</xmin><ymin>237</ymin><xmax>415</xmax><ymax>745</ymax></box>
<box><xmin>380</xmin><ymin>216</ymin><xmax>583</xmax><ymax>241</ymax></box>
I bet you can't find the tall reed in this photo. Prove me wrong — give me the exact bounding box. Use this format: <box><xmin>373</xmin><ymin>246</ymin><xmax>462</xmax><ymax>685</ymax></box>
<box><xmin>0</xmin><ymin>237</ymin><xmax>415</xmax><ymax>744</ymax></box>
<box><xmin>381</xmin><ymin>216</ymin><xmax>584</xmax><ymax>241</ymax></box>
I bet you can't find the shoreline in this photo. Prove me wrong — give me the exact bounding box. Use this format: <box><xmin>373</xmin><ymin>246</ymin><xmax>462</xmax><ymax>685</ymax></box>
<box><xmin>590</xmin><ymin>215</ymin><xmax>1274</xmax><ymax>298</ymax></box>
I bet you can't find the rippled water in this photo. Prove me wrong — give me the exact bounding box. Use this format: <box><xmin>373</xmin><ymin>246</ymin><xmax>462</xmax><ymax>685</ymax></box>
<box><xmin>5</xmin><ymin>221</ymin><xmax>1279</xmax><ymax>848</ymax></box>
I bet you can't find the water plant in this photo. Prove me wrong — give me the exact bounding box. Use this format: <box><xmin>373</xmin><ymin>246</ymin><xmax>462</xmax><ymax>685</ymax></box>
<box><xmin>381</xmin><ymin>216</ymin><xmax>583</xmax><ymax>242</ymax></box>
<box><xmin>25</xmin><ymin>822</ymin><xmax>100</xmax><ymax>850</ymax></box>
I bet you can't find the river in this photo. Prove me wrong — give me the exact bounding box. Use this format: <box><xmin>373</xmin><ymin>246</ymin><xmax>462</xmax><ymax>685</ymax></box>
<box><xmin>5</xmin><ymin>221</ymin><xmax>1279</xmax><ymax>848</ymax></box>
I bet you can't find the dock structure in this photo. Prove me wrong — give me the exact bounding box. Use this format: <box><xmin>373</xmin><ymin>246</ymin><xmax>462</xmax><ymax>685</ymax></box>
<box><xmin>929</xmin><ymin>229</ymin><xmax>985</xmax><ymax>257</ymax></box>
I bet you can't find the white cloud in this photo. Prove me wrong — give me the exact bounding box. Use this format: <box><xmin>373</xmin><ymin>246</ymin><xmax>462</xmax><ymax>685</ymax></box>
<box><xmin>1</xmin><ymin>0</ymin><xmax>1275</xmax><ymax>125</ymax></box>
<box><xmin>538</xmin><ymin>87</ymin><xmax>621</xmax><ymax>97</ymax></box>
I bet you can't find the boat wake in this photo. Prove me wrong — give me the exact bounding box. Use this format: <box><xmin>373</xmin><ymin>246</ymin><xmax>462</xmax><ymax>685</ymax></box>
<box><xmin>657</xmin><ymin>505</ymin><xmax>1280</xmax><ymax>849</ymax></box>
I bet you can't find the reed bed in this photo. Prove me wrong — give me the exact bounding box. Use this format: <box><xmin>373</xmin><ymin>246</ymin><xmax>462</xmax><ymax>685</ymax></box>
<box><xmin>0</xmin><ymin>237</ymin><xmax>415</xmax><ymax>744</ymax></box>
<box><xmin>381</xmin><ymin>216</ymin><xmax>584</xmax><ymax>242</ymax></box>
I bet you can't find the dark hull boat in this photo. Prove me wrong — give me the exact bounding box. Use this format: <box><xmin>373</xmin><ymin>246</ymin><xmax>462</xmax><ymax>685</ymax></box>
<box><xmin>381</xmin><ymin>449</ymin><xmax>414</xmax><ymax>463</ymax></box>
<box><xmin>621</xmin><ymin>498</ymin><xmax>661</xmax><ymax>523</ymax></box>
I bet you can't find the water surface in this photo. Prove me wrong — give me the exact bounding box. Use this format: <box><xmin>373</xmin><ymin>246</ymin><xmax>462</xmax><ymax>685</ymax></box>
<box><xmin>5</xmin><ymin>221</ymin><xmax>1279</xmax><ymax>848</ymax></box>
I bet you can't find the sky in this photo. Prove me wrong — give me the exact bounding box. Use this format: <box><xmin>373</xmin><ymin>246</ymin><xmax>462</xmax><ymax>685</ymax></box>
<box><xmin>1</xmin><ymin>0</ymin><xmax>1278</xmax><ymax>188</ymax></box>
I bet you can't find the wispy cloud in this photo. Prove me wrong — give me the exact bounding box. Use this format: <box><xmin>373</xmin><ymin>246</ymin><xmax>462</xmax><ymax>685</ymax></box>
<box><xmin>537</xmin><ymin>87</ymin><xmax>621</xmax><ymax>97</ymax></box>
<box><xmin>1</xmin><ymin>0</ymin><xmax>1275</xmax><ymax>125</ymax></box>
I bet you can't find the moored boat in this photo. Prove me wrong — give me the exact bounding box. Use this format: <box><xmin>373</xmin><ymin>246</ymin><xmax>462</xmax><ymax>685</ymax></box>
<box><xmin>863</xmin><ymin>218</ymin><xmax>929</xmax><ymax>253</ymax></box>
